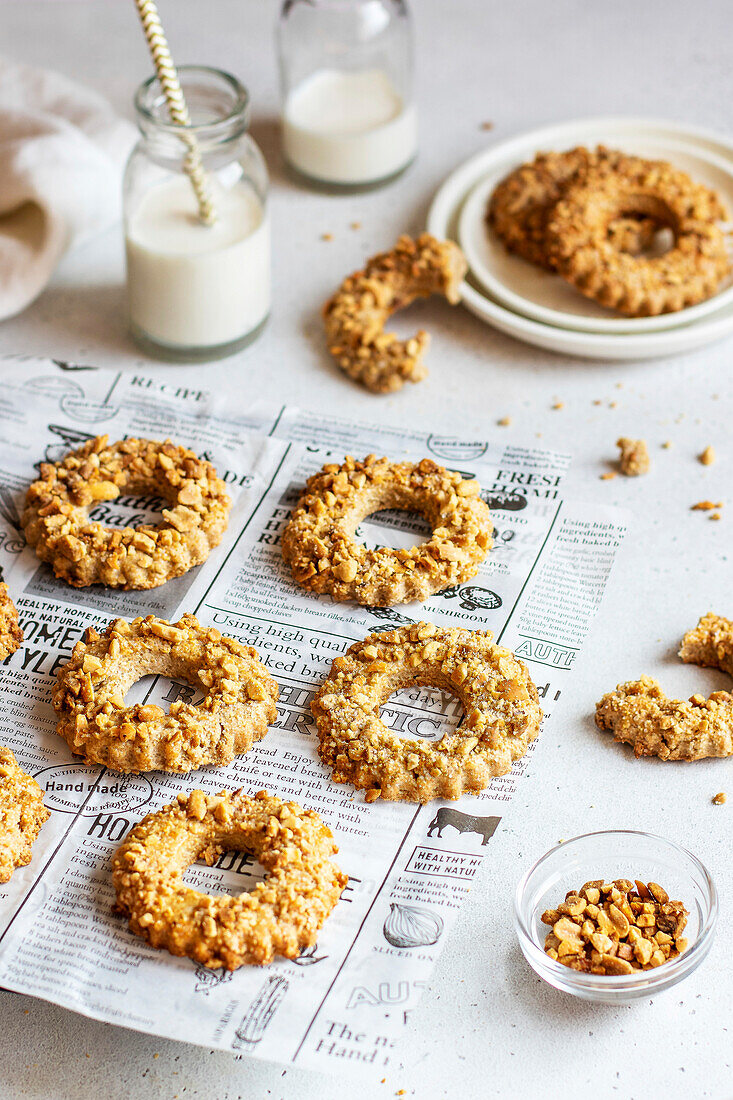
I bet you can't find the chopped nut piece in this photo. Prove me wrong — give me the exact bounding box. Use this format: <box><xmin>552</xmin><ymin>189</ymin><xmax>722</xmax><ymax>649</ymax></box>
<box><xmin>633</xmin><ymin>938</ymin><xmax>654</xmax><ymax>965</ymax></box>
<box><xmin>608</xmin><ymin>903</ymin><xmax>630</xmax><ymax>935</ymax></box>
<box><xmin>601</xmin><ymin>954</ymin><xmax>634</xmax><ymax>974</ymax></box>
<box><xmin>648</xmin><ymin>882</ymin><xmax>669</xmax><ymax>905</ymax></box>
<box><xmin>559</xmin><ymin>895</ymin><xmax>586</xmax><ymax>917</ymax></box>
<box><xmin>543</xmin><ymin>878</ymin><xmax>689</xmax><ymax>975</ymax></box>
<box><xmin>617</xmin><ymin>437</ymin><xmax>650</xmax><ymax>476</ymax></box>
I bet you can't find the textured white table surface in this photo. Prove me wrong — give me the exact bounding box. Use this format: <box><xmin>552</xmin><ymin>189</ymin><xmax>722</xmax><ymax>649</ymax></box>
<box><xmin>2</xmin><ymin>2</ymin><xmax>733</xmax><ymax>1098</ymax></box>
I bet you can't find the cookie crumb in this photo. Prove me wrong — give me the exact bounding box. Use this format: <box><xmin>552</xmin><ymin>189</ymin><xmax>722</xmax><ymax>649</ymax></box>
<box><xmin>600</xmin><ymin>472</ymin><xmax>617</xmax><ymax>480</ymax></box>
<box><xmin>552</xmin><ymin>401</ymin><xmax>564</xmax><ymax>410</ymax></box>
<box><xmin>661</xmin><ymin>441</ymin><xmax>672</xmax><ymax>449</ymax></box>
<box><xmin>480</xmin><ymin>121</ymin><xmax>494</xmax><ymax>131</ymax></box>
<box><xmin>692</xmin><ymin>500</ymin><xmax>723</xmax><ymax>511</ymax></box>
<box><xmin>712</xmin><ymin>792</ymin><xmax>726</xmax><ymax>805</ymax></box>
<box><xmin>609</xmin><ymin>401</ymin><xmax>618</xmax><ymax>409</ymax></box>
<box><xmin>699</xmin><ymin>445</ymin><xmax>715</xmax><ymax>466</ymax></box>
<box><xmin>350</xmin><ymin>221</ymin><xmax>362</xmax><ymax>231</ymax></box>
<box><xmin>321</xmin><ymin>233</ymin><xmax>334</xmax><ymax>242</ymax></box>
<box><xmin>617</xmin><ymin>437</ymin><xmax>650</xmax><ymax>477</ymax></box>
<box><xmin>497</xmin><ymin>416</ymin><xmax>512</xmax><ymax>427</ymax></box>
<box><xmin>710</xmin><ymin>512</ymin><xmax>721</xmax><ymax>521</ymax></box>
<box><xmin>592</xmin><ymin>399</ymin><xmax>602</xmax><ymax>406</ymax></box>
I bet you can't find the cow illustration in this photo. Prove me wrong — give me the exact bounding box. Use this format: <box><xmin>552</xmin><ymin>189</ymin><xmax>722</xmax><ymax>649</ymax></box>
<box><xmin>427</xmin><ymin>808</ymin><xmax>500</xmax><ymax>846</ymax></box>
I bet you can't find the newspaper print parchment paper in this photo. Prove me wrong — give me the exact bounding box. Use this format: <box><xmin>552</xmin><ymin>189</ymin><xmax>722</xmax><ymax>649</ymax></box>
<box><xmin>0</xmin><ymin>358</ymin><xmax>628</xmax><ymax>1076</ymax></box>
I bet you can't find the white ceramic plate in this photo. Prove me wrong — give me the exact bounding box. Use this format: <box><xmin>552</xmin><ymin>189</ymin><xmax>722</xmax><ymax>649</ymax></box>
<box><xmin>427</xmin><ymin>117</ymin><xmax>733</xmax><ymax>360</ymax></box>
<box><xmin>457</xmin><ymin>137</ymin><xmax>733</xmax><ymax>334</ymax></box>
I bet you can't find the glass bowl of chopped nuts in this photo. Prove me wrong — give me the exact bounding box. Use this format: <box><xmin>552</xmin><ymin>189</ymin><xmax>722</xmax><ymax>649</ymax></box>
<box><xmin>513</xmin><ymin>830</ymin><xmax>718</xmax><ymax>1003</ymax></box>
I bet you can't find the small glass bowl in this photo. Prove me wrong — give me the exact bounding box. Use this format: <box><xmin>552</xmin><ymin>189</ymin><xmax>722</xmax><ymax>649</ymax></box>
<box><xmin>513</xmin><ymin>829</ymin><xmax>718</xmax><ymax>1004</ymax></box>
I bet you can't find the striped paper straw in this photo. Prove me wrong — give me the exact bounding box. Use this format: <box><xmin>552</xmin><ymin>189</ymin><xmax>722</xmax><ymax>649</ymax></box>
<box><xmin>134</xmin><ymin>0</ymin><xmax>217</xmax><ymax>225</ymax></box>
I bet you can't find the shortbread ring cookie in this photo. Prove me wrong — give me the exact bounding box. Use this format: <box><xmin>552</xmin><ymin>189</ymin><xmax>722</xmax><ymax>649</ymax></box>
<box><xmin>0</xmin><ymin>583</ymin><xmax>23</xmax><ymax>660</ymax></box>
<box><xmin>23</xmin><ymin>435</ymin><xmax>231</xmax><ymax>589</ymax></box>
<box><xmin>489</xmin><ymin>147</ymin><xmax>686</xmax><ymax>272</ymax></box>
<box><xmin>0</xmin><ymin>746</ymin><xmax>49</xmax><ymax>883</ymax></box>
<box><xmin>488</xmin><ymin>147</ymin><xmax>596</xmax><ymax>270</ymax></box>
<box><xmin>281</xmin><ymin>455</ymin><xmax>493</xmax><ymax>607</ymax></box>
<box><xmin>322</xmin><ymin>233</ymin><xmax>467</xmax><ymax>394</ymax></box>
<box><xmin>546</xmin><ymin>153</ymin><xmax>730</xmax><ymax>316</ymax></box>
<box><xmin>112</xmin><ymin>787</ymin><xmax>347</xmax><ymax>969</ymax></box>
<box><xmin>595</xmin><ymin>613</ymin><xmax>733</xmax><ymax>760</ymax></box>
<box><xmin>53</xmin><ymin>614</ymin><xmax>278</xmax><ymax>773</ymax></box>
<box><xmin>312</xmin><ymin>624</ymin><xmax>542</xmax><ymax>802</ymax></box>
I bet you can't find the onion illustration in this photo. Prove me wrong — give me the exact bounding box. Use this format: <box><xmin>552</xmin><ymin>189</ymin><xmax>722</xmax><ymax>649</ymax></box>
<box><xmin>383</xmin><ymin>903</ymin><xmax>444</xmax><ymax>949</ymax></box>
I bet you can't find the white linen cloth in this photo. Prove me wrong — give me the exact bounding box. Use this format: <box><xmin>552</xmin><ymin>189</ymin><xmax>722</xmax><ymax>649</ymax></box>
<box><xmin>0</xmin><ymin>60</ymin><xmax>135</xmax><ymax>320</ymax></box>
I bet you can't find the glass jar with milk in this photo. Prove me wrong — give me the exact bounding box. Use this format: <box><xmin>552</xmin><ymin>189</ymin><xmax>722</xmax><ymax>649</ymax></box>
<box><xmin>278</xmin><ymin>0</ymin><xmax>416</xmax><ymax>190</ymax></box>
<box><xmin>124</xmin><ymin>67</ymin><xmax>270</xmax><ymax>361</ymax></box>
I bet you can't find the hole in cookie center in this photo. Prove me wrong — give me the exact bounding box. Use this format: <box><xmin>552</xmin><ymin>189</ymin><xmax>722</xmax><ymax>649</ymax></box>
<box><xmin>122</xmin><ymin>674</ymin><xmax>202</xmax><ymax>713</ymax></box>
<box><xmin>182</xmin><ymin>849</ymin><xmax>268</xmax><ymax>898</ymax></box>
<box><xmin>355</xmin><ymin>508</ymin><xmax>432</xmax><ymax>550</ymax></box>
<box><xmin>381</xmin><ymin>686</ymin><xmax>464</xmax><ymax>742</ymax></box>
<box><xmin>607</xmin><ymin>203</ymin><xmax>676</xmax><ymax>259</ymax></box>
<box><xmin>88</xmin><ymin>489</ymin><xmax>168</xmax><ymax>531</ymax></box>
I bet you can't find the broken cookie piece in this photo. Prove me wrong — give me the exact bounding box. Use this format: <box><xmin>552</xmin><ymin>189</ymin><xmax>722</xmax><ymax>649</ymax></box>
<box><xmin>322</xmin><ymin>233</ymin><xmax>467</xmax><ymax>394</ymax></box>
<box><xmin>596</xmin><ymin>613</ymin><xmax>733</xmax><ymax>761</ymax></box>
<box><xmin>616</xmin><ymin>437</ymin><xmax>650</xmax><ymax>476</ymax></box>
<box><xmin>595</xmin><ymin>675</ymin><xmax>733</xmax><ymax>760</ymax></box>
<box><xmin>679</xmin><ymin>612</ymin><xmax>733</xmax><ymax>677</ymax></box>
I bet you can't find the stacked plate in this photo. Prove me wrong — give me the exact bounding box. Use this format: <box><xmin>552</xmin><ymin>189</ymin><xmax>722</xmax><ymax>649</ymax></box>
<box><xmin>426</xmin><ymin>118</ymin><xmax>733</xmax><ymax>360</ymax></box>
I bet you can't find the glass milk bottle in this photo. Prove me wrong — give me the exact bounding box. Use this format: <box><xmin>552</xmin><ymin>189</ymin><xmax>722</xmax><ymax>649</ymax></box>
<box><xmin>124</xmin><ymin>66</ymin><xmax>270</xmax><ymax>361</ymax></box>
<box><xmin>278</xmin><ymin>0</ymin><xmax>417</xmax><ymax>190</ymax></box>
